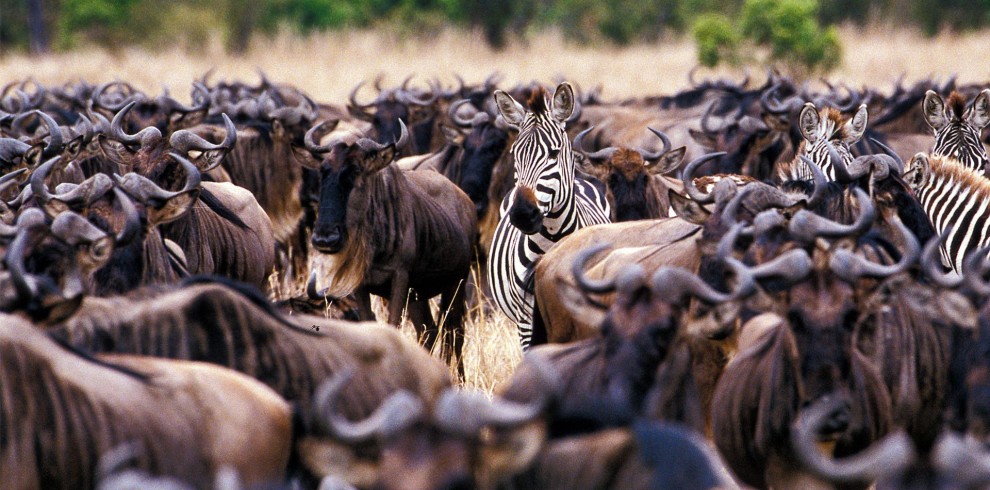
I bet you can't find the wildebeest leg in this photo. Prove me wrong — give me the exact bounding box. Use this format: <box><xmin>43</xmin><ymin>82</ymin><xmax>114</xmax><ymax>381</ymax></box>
<box><xmin>355</xmin><ymin>289</ymin><xmax>375</xmax><ymax>322</ymax></box>
<box><xmin>439</xmin><ymin>277</ymin><xmax>468</xmax><ymax>378</ymax></box>
<box><xmin>408</xmin><ymin>298</ymin><xmax>438</xmax><ymax>351</ymax></box>
<box><xmin>386</xmin><ymin>271</ymin><xmax>411</xmax><ymax>326</ymax></box>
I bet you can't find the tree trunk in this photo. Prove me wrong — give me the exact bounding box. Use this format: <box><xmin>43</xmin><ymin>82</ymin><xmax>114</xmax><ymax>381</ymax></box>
<box><xmin>27</xmin><ymin>0</ymin><xmax>49</xmax><ymax>54</ymax></box>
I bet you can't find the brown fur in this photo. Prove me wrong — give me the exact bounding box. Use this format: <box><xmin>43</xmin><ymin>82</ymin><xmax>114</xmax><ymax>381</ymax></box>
<box><xmin>925</xmin><ymin>153</ymin><xmax>990</xmax><ymax>194</ymax></box>
<box><xmin>527</xmin><ymin>86</ymin><xmax>548</xmax><ymax>114</ymax></box>
<box><xmin>0</xmin><ymin>313</ymin><xmax>291</xmax><ymax>489</ymax></box>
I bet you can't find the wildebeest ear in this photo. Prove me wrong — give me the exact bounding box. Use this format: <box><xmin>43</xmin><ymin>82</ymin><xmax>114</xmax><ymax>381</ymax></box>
<box><xmin>147</xmin><ymin>188</ymin><xmax>200</xmax><ymax>225</ymax></box>
<box><xmin>799</xmin><ymin>102</ymin><xmax>821</xmax><ymax>143</ymax></box>
<box><xmin>647</xmin><ymin>146</ymin><xmax>686</xmax><ymax>176</ymax></box>
<box><xmin>478</xmin><ymin>420</ymin><xmax>547</xmax><ymax>483</ymax></box>
<box><xmin>23</xmin><ymin>143</ymin><xmax>45</xmax><ymax>169</ymax></box>
<box><xmin>688</xmin><ymin>128</ymin><xmax>717</xmax><ymax>150</ymax></box>
<box><xmin>668</xmin><ymin>189</ymin><xmax>710</xmax><ymax>224</ymax></box>
<box><xmin>362</xmin><ymin>146</ymin><xmax>396</xmax><ymax>174</ymax></box>
<box><xmin>843</xmin><ymin>104</ymin><xmax>868</xmax><ymax>144</ymax></box>
<box><xmin>551</xmin><ymin>82</ymin><xmax>575</xmax><ymax>123</ymax></box>
<box><xmin>923</xmin><ymin>90</ymin><xmax>947</xmax><ymax>131</ymax></box>
<box><xmin>968</xmin><ymin>88</ymin><xmax>990</xmax><ymax>129</ymax></box>
<box><xmin>296</xmin><ymin>437</ymin><xmax>378</xmax><ymax>488</ymax></box>
<box><xmin>440</xmin><ymin>124</ymin><xmax>464</xmax><ymax>146</ymax></box>
<box><xmin>97</xmin><ymin>134</ymin><xmax>137</xmax><ymax>170</ymax></box>
<box><xmin>494</xmin><ymin>90</ymin><xmax>525</xmax><ymax>127</ymax></box>
<box><xmin>185</xmin><ymin>147</ymin><xmax>230</xmax><ymax>173</ymax></box>
<box><xmin>65</xmin><ymin>134</ymin><xmax>86</xmax><ymax>159</ymax></box>
<box><xmin>290</xmin><ymin>145</ymin><xmax>323</xmax><ymax>170</ymax></box>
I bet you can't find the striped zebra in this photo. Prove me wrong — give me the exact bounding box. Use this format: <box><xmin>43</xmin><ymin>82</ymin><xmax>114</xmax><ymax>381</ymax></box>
<box><xmin>488</xmin><ymin>82</ymin><xmax>610</xmax><ymax>348</ymax></box>
<box><xmin>923</xmin><ymin>89</ymin><xmax>990</xmax><ymax>174</ymax></box>
<box><xmin>777</xmin><ymin>102</ymin><xmax>867</xmax><ymax>182</ymax></box>
<box><xmin>904</xmin><ymin>152</ymin><xmax>990</xmax><ymax>272</ymax></box>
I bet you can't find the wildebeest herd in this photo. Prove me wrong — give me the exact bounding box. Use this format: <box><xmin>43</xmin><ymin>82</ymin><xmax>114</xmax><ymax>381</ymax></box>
<box><xmin>3</xmin><ymin>70</ymin><xmax>990</xmax><ymax>489</ymax></box>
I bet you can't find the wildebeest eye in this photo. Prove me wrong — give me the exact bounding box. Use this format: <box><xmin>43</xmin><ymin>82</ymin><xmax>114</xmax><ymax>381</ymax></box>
<box><xmin>548</xmin><ymin>148</ymin><xmax>560</xmax><ymax>159</ymax></box>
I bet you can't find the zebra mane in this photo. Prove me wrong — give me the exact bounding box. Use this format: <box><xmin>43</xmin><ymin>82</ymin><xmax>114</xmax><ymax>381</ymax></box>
<box><xmin>822</xmin><ymin>107</ymin><xmax>850</xmax><ymax>140</ymax></box>
<box><xmin>928</xmin><ymin>154</ymin><xmax>990</xmax><ymax>195</ymax></box>
<box><xmin>527</xmin><ymin>86</ymin><xmax>548</xmax><ymax>115</ymax></box>
<box><xmin>948</xmin><ymin>91</ymin><xmax>967</xmax><ymax>120</ymax></box>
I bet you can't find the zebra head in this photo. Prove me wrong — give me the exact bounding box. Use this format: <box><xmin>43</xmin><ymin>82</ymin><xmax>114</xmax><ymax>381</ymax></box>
<box><xmin>923</xmin><ymin>89</ymin><xmax>990</xmax><ymax>173</ymax></box>
<box><xmin>493</xmin><ymin>83</ymin><xmax>576</xmax><ymax>235</ymax></box>
<box><xmin>797</xmin><ymin>102</ymin><xmax>868</xmax><ymax>181</ymax></box>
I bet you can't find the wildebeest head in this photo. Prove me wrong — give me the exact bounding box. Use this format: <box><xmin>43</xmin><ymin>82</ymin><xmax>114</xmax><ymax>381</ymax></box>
<box><xmin>348</xmin><ymin>76</ymin><xmax>441</xmax><ymax>153</ymax></box>
<box><xmin>494</xmin><ymin>83</ymin><xmax>578</xmax><ymax>235</ymax></box>
<box><xmin>295</xmin><ymin>119</ymin><xmax>408</xmax><ymax>254</ymax></box>
<box><xmin>305</xmin><ymin>373</ymin><xmax>546</xmax><ymax>490</ymax></box>
<box><xmin>447</xmin><ymin>99</ymin><xmax>511</xmax><ymax>218</ymax></box>
<box><xmin>572</xmin><ymin>126</ymin><xmax>686</xmax><ymax>222</ymax></box>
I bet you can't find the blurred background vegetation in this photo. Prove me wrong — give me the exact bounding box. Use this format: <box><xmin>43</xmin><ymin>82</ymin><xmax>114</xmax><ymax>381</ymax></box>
<box><xmin>3</xmin><ymin>0</ymin><xmax>990</xmax><ymax>73</ymax></box>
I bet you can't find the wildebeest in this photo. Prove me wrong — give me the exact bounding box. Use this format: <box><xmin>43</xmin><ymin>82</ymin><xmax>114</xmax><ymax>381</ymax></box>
<box><xmin>298</xmin><ymin>120</ymin><xmax>478</xmax><ymax>374</ymax></box>
<box><xmin>0</xmin><ymin>313</ymin><xmax>292</xmax><ymax>489</ymax></box>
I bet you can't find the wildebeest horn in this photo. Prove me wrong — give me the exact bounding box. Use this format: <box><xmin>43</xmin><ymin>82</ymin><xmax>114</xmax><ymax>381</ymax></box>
<box><xmin>826</xmin><ymin>141</ymin><xmax>860</xmax><ymax>184</ymax></box>
<box><xmin>168</xmin><ymin>113</ymin><xmax>237</xmax><ymax>167</ymax></box>
<box><xmin>788</xmin><ymin>188</ymin><xmax>875</xmax><ymax>243</ymax></box>
<box><xmin>638</xmin><ymin>127</ymin><xmax>672</xmax><ymax>161</ymax></box>
<box><xmin>4</xmin><ymin>208</ymin><xmax>48</xmax><ymax>301</ymax></box>
<box><xmin>652</xmin><ymin>257</ymin><xmax>753</xmax><ymax>305</ymax></box>
<box><xmin>448</xmin><ymin>99</ymin><xmax>490</xmax><ymax>128</ymax></box>
<box><xmin>869</xmin><ymin>137</ymin><xmax>904</xmax><ymax>175</ymax></box>
<box><xmin>94</xmin><ymin>80</ymin><xmax>143</xmax><ymax>112</ymax></box>
<box><xmin>962</xmin><ymin>246</ymin><xmax>990</xmax><ymax>298</ymax></box>
<box><xmin>0</xmin><ymin>168</ymin><xmax>26</xmax><ymax>196</ymax></box>
<box><xmin>50</xmin><ymin>210</ymin><xmax>109</xmax><ymax>250</ymax></box>
<box><xmin>0</xmin><ymin>138</ymin><xmax>31</xmax><ymax>163</ymax></box>
<box><xmin>398</xmin><ymin>78</ymin><xmax>440</xmax><ymax>106</ymax></box>
<box><xmin>921</xmin><ymin>230</ymin><xmax>960</xmax><ymax>288</ymax></box>
<box><xmin>700</xmin><ymin>101</ymin><xmax>725</xmax><ymax>134</ymax></box>
<box><xmin>830</xmin><ymin>219</ymin><xmax>920</xmax><ymax>281</ymax></box>
<box><xmin>680</xmin><ymin>152</ymin><xmax>728</xmax><ymax>204</ymax></box>
<box><xmin>303</xmin><ymin>119</ymin><xmax>342</xmax><ymax>154</ymax></box>
<box><xmin>356</xmin><ymin>119</ymin><xmax>408</xmax><ymax>152</ymax></box>
<box><xmin>802</xmin><ymin>155</ymin><xmax>828</xmax><ymax>208</ymax></box>
<box><xmin>72</xmin><ymin>113</ymin><xmax>95</xmax><ymax>146</ymax></box>
<box><xmin>761</xmin><ymin>84</ymin><xmax>797</xmax><ymax>115</ymax></box>
<box><xmin>748</xmin><ymin>248</ymin><xmax>814</xmax><ymax>285</ymax></box>
<box><xmin>572</xmin><ymin>243</ymin><xmax>615</xmax><ymax>294</ymax></box>
<box><xmin>110</xmin><ymin>101</ymin><xmax>162</xmax><ymax>147</ymax></box>
<box><xmin>111</xmin><ymin>152</ymin><xmax>200</xmax><ymax>202</ymax></box>
<box><xmin>29</xmin><ymin>156</ymin><xmax>61</xmax><ymax>205</ymax></box>
<box><xmin>348</xmin><ymin>81</ymin><xmax>374</xmax><ymax>112</ymax></box>
<box><xmin>33</xmin><ymin>110</ymin><xmax>64</xmax><ymax>158</ymax></box>
<box><xmin>572</xmin><ymin>126</ymin><xmax>616</xmax><ymax>161</ymax></box>
<box><xmin>113</xmin><ymin>187</ymin><xmax>141</xmax><ymax>246</ymax></box>
<box><xmin>313</xmin><ymin>370</ymin><xmax>425</xmax><ymax>443</ymax></box>
<box><xmin>792</xmin><ymin>396</ymin><xmax>914</xmax><ymax>483</ymax></box>
<box><xmin>435</xmin><ymin>389</ymin><xmax>545</xmax><ymax>435</ymax></box>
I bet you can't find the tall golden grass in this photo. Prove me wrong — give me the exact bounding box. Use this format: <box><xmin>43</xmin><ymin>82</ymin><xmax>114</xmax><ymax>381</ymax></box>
<box><xmin>4</xmin><ymin>25</ymin><xmax>987</xmax><ymax>392</ymax></box>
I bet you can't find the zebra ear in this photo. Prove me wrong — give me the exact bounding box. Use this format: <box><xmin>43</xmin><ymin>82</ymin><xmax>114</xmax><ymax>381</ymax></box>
<box><xmin>550</xmin><ymin>82</ymin><xmax>575</xmax><ymax>123</ymax></box>
<box><xmin>799</xmin><ymin>103</ymin><xmax>820</xmax><ymax>143</ymax></box>
<box><xmin>843</xmin><ymin>104</ymin><xmax>868</xmax><ymax>144</ymax></box>
<box><xmin>968</xmin><ymin>89</ymin><xmax>990</xmax><ymax>129</ymax></box>
<box><xmin>904</xmin><ymin>152</ymin><xmax>930</xmax><ymax>189</ymax></box>
<box><xmin>494</xmin><ymin>90</ymin><xmax>525</xmax><ymax>127</ymax></box>
<box><xmin>923</xmin><ymin>90</ymin><xmax>948</xmax><ymax>131</ymax></box>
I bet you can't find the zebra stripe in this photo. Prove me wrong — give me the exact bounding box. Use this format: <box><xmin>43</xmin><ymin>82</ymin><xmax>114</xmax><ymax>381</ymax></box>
<box><xmin>910</xmin><ymin>154</ymin><xmax>990</xmax><ymax>272</ymax></box>
<box><xmin>931</xmin><ymin>121</ymin><xmax>988</xmax><ymax>174</ymax></box>
<box><xmin>488</xmin><ymin>85</ymin><xmax>610</xmax><ymax>348</ymax></box>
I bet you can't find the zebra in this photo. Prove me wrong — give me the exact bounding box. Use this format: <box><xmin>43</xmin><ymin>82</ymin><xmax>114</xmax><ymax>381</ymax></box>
<box><xmin>904</xmin><ymin>152</ymin><xmax>990</xmax><ymax>273</ymax></box>
<box><xmin>777</xmin><ymin>102</ymin><xmax>867</xmax><ymax>182</ymax></box>
<box><xmin>923</xmin><ymin>89</ymin><xmax>990</xmax><ymax>174</ymax></box>
<box><xmin>487</xmin><ymin>82</ymin><xmax>610</xmax><ymax>348</ymax></box>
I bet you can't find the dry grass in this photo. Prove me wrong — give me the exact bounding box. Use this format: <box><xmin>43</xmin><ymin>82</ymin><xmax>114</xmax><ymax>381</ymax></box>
<box><xmin>6</xmin><ymin>25</ymin><xmax>990</xmax><ymax>392</ymax></box>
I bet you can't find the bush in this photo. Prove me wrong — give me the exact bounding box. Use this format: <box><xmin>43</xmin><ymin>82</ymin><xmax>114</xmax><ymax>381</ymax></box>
<box><xmin>693</xmin><ymin>0</ymin><xmax>841</xmax><ymax>74</ymax></box>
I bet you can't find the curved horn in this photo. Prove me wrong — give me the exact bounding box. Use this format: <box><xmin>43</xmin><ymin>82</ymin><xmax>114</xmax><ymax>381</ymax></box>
<box><xmin>651</xmin><ymin>259</ymin><xmax>752</xmax><ymax>305</ymax></box>
<box><xmin>571</xmin><ymin>243</ymin><xmax>615</xmax><ymax>294</ymax></box>
<box><xmin>34</xmin><ymin>111</ymin><xmax>64</xmax><ymax>158</ymax></box>
<box><xmin>700</xmin><ymin>101</ymin><xmax>725</xmax><ymax>134</ymax></box>
<box><xmin>788</xmin><ymin>188</ymin><xmax>875</xmax><ymax>243</ymax></box>
<box><xmin>962</xmin><ymin>245</ymin><xmax>990</xmax><ymax>298</ymax></box>
<box><xmin>348</xmin><ymin>81</ymin><xmax>374</xmax><ymax>111</ymax></box>
<box><xmin>4</xmin><ymin>210</ymin><xmax>47</xmax><ymax>302</ymax></box>
<box><xmin>761</xmin><ymin>84</ymin><xmax>798</xmax><ymax>115</ymax></box>
<box><xmin>313</xmin><ymin>370</ymin><xmax>424</xmax><ymax>443</ymax></box>
<box><xmin>0</xmin><ymin>138</ymin><xmax>31</xmax><ymax>163</ymax></box>
<box><xmin>29</xmin><ymin>156</ymin><xmax>61</xmax><ymax>204</ymax></box>
<box><xmin>802</xmin><ymin>155</ymin><xmax>828</xmax><ymax>208</ymax></box>
<box><xmin>921</xmin><ymin>229</ymin><xmax>960</xmax><ymax>288</ymax></box>
<box><xmin>572</xmin><ymin>126</ymin><xmax>616</xmax><ymax>161</ymax></box>
<box><xmin>303</xmin><ymin>119</ymin><xmax>342</xmax><ymax>154</ymax></box>
<box><xmin>748</xmin><ymin>248</ymin><xmax>814</xmax><ymax>285</ymax></box>
<box><xmin>168</xmin><ymin>113</ymin><xmax>237</xmax><ymax>155</ymax></box>
<box><xmin>93</xmin><ymin>80</ymin><xmax>143</xmax><ymax>112</ymax></box>
<box><xmin>826</xmin><ymin>141</ymin><xmax>857</xmax><ymax>184</ymax></box>
<box><xmin>435</xmin><ymin>389</ymin><xmax>545</xmax><ymax>435</ymax></box>
<box><xmin>109</xmin><ymin>101</ymin><xmax>162</xmax><ymax>147</ymax></box>
<box><xmin>169</xmin><ymin>153</ymin><xmax>202</xmax><ymax>193</ymax></box>
<box><xmin>638</xmin><ymin>127</ymin><xmax>672</xmax><ymax>161</ymax></box>
<box><xmin>792</xmin><ymin>396</ymin><xmax>914</xmax><ymax>483</ymax></box>
<box><xmin>869</xmin><ymin>137</ymin><xmax>904</xmax><ymax>175</ymax></box>
<box><xmin>680</xmin><ymin>152</ymin><xmax>728</xmax><ymax>204</ymax></box>
<box><xmin>448</xmin><ymin>99</ymin><xmax>489</xmax><ymax>128</ymax></box>
<box><xmin>112</xmin><ymin>187</ymin><xmax>141</xmax><ymax>246</ymax></box>
<box><xmin>829</xmin><ymin>219</ymin><xmax>921</xmax><ymax>281</ymax></box>
<box><xmin>357</xmin><ymin>119</ymin><xmax>408</xmax><ymax>152</ymax></box>
<box><xmin>0</xmin><ymin>168</ymin><xmax>26</xmax><ymax>195</ymax></box>
<box><xmin>397</xmin><ymin>78</ymin><xmax>440</xmax><ymax>106</ymax></box>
